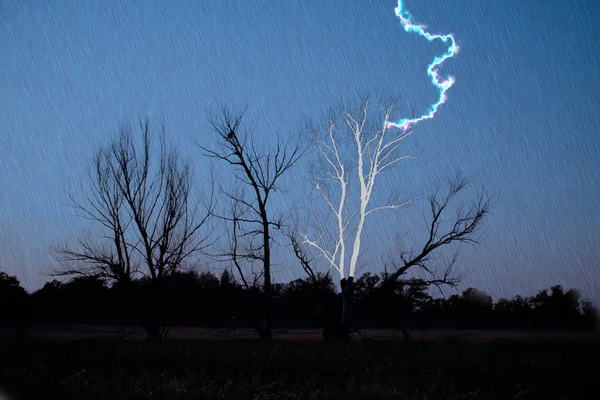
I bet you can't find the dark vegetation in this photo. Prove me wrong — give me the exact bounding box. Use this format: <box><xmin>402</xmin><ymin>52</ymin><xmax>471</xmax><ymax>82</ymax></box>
<box><xmin>1</xmin><ymin>337</ymin><xmax>599</xmax><ymax>399</ymax></box>
<box><xmin>1</xmin><ymin>270</ymin><xmax>597</xmax><ymax>335</ymax></box>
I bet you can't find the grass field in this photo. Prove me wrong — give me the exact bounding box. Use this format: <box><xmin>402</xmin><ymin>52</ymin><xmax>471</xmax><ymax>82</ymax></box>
<box><xmin>1</xmin><ymin>333</ymin><xmax>599</xmax><ymax>399</ymax></box>
<box><xmin>3</xmin><ymin>325</ymin><xmax>599</xmax><ymax>342</ymax></box>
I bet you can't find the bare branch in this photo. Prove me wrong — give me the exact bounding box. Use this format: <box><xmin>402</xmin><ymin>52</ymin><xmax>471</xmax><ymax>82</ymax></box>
<box><xmin>382</xmin><ymin>176</ymin><xmax>490</xmax><ymax>290</ymax></box>
<box><xmin>56</xmin><ymin>122</ymin><xmax>213</xmax><ymax>294</ymax></box>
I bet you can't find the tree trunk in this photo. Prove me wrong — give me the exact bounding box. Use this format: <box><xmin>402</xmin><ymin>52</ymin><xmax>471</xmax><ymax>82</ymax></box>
<box><xmin>261</xmin><ymin>217</ymin><xmax>273</xmax><ymax>342</ymax></box>
<box><xmin>116</xmin><ymin>279</ymin><xmax>133</xmax><ymax>339</ymax></box>
<box><xmin>142</xmin><ymin>279</ymin><xmax>164</xmax><ymax>345</ymax></box>
<box><xmin>341</xmin><ymin>277</ymin><xmax>354</xmax><ymax>327</ymax></box>
<box><xmin>323</xmin><ymin>277</ymin><xmax>354</xmax><ymax>341</ymax></box>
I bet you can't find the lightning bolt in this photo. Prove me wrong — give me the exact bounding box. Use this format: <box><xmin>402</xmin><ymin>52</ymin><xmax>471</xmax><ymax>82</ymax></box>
<box><xmin>387</xmin><ymin>0</ymin><xmax>459</xmax><ymax>131</ymax></box>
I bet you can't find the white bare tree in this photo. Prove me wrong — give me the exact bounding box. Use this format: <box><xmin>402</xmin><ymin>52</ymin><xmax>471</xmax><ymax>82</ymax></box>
<box><xmin>296</xmin><ymin>98</ymin><xmax>489</xmax><ymax>338</ymax></box>
<box><xmin>297</xmin><ymin>99</ymin><xmax>412</xmax><ymax>330</ymax></box>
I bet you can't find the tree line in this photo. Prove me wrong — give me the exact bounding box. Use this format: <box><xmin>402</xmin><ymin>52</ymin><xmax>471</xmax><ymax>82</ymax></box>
<box><xmin>2</xmin><ymin>97</ymin><xmax>594</xmax><ymax>342</ymax></box>
<box><xmin>1</xmin><ymin>270</ymin><xmax>597</xmax><ymax>337</ymax></box>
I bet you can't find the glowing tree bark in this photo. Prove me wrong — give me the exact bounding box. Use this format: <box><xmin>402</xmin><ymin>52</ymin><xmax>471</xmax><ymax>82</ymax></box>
<box><xmin>298</xmin><ymin>99</ymin><xmax>489</xmax><ymax>339</ymax></box>
<box><xmin>298</xmin><ymin>99</ymin><xmax>412</xmax><ymax>337</ymax></box>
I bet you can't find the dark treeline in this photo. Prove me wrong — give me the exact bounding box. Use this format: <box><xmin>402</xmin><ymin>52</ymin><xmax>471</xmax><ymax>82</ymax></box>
<box><xmin>1</xmin><ymin>270</ymin><xmax>597</xmax><ymax>334</ymax></box>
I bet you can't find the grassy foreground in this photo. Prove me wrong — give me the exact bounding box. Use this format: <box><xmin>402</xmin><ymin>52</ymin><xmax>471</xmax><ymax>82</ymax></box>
<box><xmin>1</xmin><ymin>337</ymin><xmax>598</xmax><ymax>399</ymax></box>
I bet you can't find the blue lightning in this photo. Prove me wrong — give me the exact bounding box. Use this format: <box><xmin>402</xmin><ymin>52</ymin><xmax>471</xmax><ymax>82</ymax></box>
<box><xmin>388</xmin><ymin>0</ymin><xmax>459</xmax><ymax>131</ymax></box>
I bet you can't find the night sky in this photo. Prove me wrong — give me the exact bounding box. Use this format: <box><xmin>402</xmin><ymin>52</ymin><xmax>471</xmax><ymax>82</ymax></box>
<box><xmin>1</xmin><ymin>0</ymin><xmax>599</xmax><ymax>305</ymax></box>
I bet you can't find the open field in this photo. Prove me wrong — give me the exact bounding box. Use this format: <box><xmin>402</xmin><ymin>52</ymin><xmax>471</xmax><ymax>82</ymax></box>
<box><xmin>1</xmin><ymin>335</ymin><xmax>599</xmax><ymax>399</ymax></box>
<box><xmin>2</xmin><ymin>324</ymin><xmax>599</xmax><ymax>342</ymax></box>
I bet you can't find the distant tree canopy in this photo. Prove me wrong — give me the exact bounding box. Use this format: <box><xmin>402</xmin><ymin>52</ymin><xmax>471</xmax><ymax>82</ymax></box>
<box><xmin>1</xmin><ymin>270</ymin><xmax>597</xmax><ymax>332</ymax></box>
<box><xmin>0</xmin><ymin>272</ymin><xmax>30</xmax><ymax>326</ymax></box>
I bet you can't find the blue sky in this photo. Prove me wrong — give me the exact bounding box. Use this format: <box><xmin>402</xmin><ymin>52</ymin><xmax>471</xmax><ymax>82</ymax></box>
<box><xmin>1</xmin><ymin>0</ymin><xmax>599</xmax><ymax>304</ymax></box>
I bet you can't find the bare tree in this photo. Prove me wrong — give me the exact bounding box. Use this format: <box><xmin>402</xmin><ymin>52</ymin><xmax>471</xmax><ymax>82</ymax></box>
<box><xmin>55</xmin><ymin>150</ymin><xmax>136</xmax><ymax>285</ymax></box>
<box><xmin>199</xmin><ymin>110</ymin><xmax>302</xmax><ymax>341</ymax></box>
<box><xmin>297</xmin><ymin>98</ymin><xmax>412</xmax><ymax>336</ymax></box>
<box><xmin>368</xmin><ymin>176</ymin><xmax>490</xmax><ymax>340</ymax></box>
<box><xmin>296</xmin><ymin>98</ymin><xmax>489</xmax><ymax>339</ymax></box>
<box><xmin>381</xmin><ymin>176</ymin><xmax>490</xmax><ymax>290</ymax></box>
<box><xmin>55</xmin><ymin>122</ymin><xmax>213</xmax><ymax>343</ymax></box>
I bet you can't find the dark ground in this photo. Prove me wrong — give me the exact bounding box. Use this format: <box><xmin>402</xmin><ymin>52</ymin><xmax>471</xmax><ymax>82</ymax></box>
<box><xmin>1</xmin><ymin>327</ymin><xmax>599</xmax><ymax>399</ymax></box>
<box><xmin>2</xmin><ymin>324</ymin><xmax>599</xmax><ymax>341</ymax></box>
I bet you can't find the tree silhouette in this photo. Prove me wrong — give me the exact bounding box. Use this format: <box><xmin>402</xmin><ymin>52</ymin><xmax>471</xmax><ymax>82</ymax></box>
<box><xmin>54</xmin><ymin>122</ymin><xmax>213</xmax><ymax>343</ymax></box>
<box><xmin>530</xmin><ymin>285</ymin><xmax>583</xmax><ymax>328</ymax></box>
<box><xmin>200</xmin><ymin>110</ymin><xmax>302</xmax><ymax>341</ymax></box>
<box><xmin>0</xmin><ymin>272</ymin><xmax>30</xmax><ymax>336</ymax></box>
<box><xmin>448</xmin><ymin>288</ymin><xmax>494</xmax><ymax>326</ymax></box>
<box><xmin>495</xmin><ymin>295</ymin><xmax>532</xmax><ymax>328</ymax></box>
